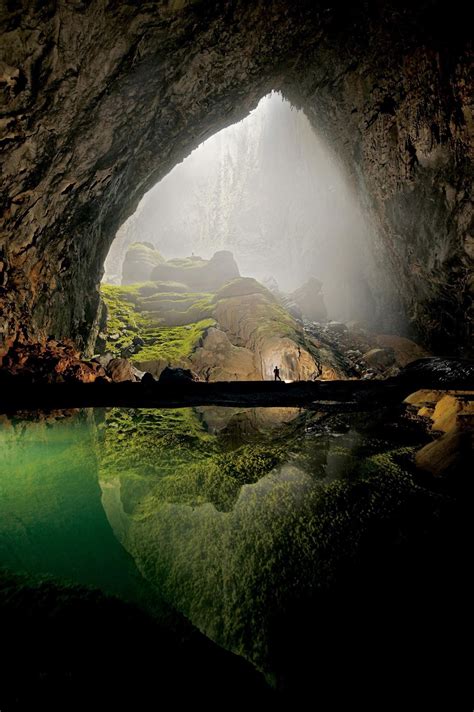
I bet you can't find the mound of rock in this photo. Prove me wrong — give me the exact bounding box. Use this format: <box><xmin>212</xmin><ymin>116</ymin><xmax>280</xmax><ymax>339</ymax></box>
<box><xmin>191</xmin><ymin>327</ymin><xmax>259</xmax><ymax>381</ymax></box>
<box><xmin>213</xmin><ymin>282</ymin><xmax>330</xmax><ymax>381</ymax></box>
<box><xmin>286</xmin><ymin>278</ymin><xmax>327</xmax><ymax>322</ymax></box>
<box><xmin>374</xmin><ymin>334</ymin><xmax>429</xmax><ymax>367</ymax></box>
<box><xmin>106</xmin><ymin>358</ymin><xmax>136</xmax><ymax>383</ymax></box>
<box><xmin>122</xmin><ymin>242</ymin><xmax>164</xmax><ymax>284</ymax></box>
<box><xmin>304</xmin><ymin>321</ymin><xmax>433</xmax><ymax>379</ymax></box>
<box><xmin>405</xmin><ymin>387</ymin><xmax>474</xmax><ymax>482</ymax></box>
<box><xmin>215</xmin><ymin>277</ymin><xmax>270</xmax><ymax>300</ymax></box>
<box><xmin>151</xmin><ymin>251</ymin><xmax>239</xmax><ymax>291</ymax></box>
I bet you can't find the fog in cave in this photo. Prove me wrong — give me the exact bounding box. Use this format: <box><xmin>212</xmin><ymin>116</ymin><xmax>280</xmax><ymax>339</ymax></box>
<box><xmin>105</xmin><ymin>93</ymin><xmax>379</xmax><ymax>323</ymax></box>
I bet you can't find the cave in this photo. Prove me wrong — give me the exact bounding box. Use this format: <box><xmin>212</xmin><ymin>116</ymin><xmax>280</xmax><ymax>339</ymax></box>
<box><xmin>0</xmin><ymin>2</ymin><xmax>473</xmax><ymax>707</ymax></box>
<box><xmin>1</xmin><ymin>1</ymin><xmax>472</xmax><ymax>359</ymax></box>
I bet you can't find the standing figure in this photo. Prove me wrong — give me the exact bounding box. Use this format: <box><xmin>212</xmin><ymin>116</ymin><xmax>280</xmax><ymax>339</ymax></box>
<box><xmin>273</xmin><ymin>365</ymin><xmax>282</xmax><ymax>381</ymax></box>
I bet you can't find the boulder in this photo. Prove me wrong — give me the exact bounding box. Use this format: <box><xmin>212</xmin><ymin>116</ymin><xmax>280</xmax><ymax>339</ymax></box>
<box><xmin>400</xmin><ymin>358</ymin><xmax>474</xmax><ymax>386</ymax></box>
<box><xmin>430</xmin><ymin>394</ymin><xmax>474</xmax><ymax>433</ymax></box>
<box><xmin>415</xmin><ymin>429</ymin><xmax>473</xmax><ymax>479</ymax></box>
<box><xmin>151</xmin><ymin>250</ymin><xmax>239</xmax><ymax>291</ymax></box>
<box><xmin>122</xmin><ymin>242</ymin><xmax>164</xmax><ymax>284</ymax></box>
<box><xmin>374</xmin><ymin>334</ymin><xmax>430</xmax><ymax>367</ymax></box>
<box><xmin>404</xmin><ymin>389</ymin><xmax>450</xmax><ymax>407</ymax></box>
<box><xmin>0</xmin><ymin>339</ymin><xmax>108</xmax><ymax>384</ymax></box>
<box><xmin>141</xmin><ymin>372</ymin><xmax>156</xmax><ymax>386</ymax></box>
<box><xmin>191</xmin><ymin>327</ymin><xmax>259</xmax><ymax>381</ymax></box>
<box><xmin>287</xmin><ymin>278</ymin><xmax>327</xmax><ymax>322</ymax></box>
<box><xmin>361</xmin><ymin>347</ymin><xmax>396</xmax><ymax>369</ymax></box>
<box><xmin>106</xmin><ymin>358</ymin><xmax>136</xmax><ymax>382</ymax></box>
<box><xmin>159</xmin><ymin>366</ymin><xmax>196</xmax><ymax>383</ymax></box>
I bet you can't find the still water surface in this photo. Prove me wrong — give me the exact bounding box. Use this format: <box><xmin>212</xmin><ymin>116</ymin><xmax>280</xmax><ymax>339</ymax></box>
<box><xmin>0</xmin><ymin>405</ymin><xmax>449</xmax><ymax>678</ymax></box>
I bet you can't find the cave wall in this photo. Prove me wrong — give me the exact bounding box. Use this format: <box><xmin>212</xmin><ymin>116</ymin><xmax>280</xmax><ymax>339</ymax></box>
<box><xmin>0</xmin><ymin>1</ymin><xmax>472</xmax><ymax>355</ymax></box>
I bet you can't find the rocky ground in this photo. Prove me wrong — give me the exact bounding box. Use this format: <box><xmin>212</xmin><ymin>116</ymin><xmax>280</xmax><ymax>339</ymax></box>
<box><xmin>95</xmin><ymin>243</ymin><xmax>433</xmax><ymax>385</ymax></box>
<box><xmin>97</xmin><ymin>245</ymin><xmax>334</xmax><ymax>382</ymax></box>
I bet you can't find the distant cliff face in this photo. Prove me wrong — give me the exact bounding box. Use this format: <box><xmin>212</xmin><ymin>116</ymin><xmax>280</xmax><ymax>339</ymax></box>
<box><xmin>0</xmin><ymin>1</ymin><xmax>471</xmax><ymax>355</ymax></box>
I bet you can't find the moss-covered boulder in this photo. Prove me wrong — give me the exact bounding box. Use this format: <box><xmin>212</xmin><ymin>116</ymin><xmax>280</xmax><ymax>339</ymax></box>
<box><xmin>122</xmin><ymin>242</ymin><xmax>164</xmax><ymax>284</ymax></box>
<box><xmin>214</xmin><ymin>277</ymin><xmax>271</xmax><ymax>300</ymax></box>
<box><xmin>100</xmin><ymin>283</ymin><xmax>215</xmax><ymax>377</ymax></box>
<box><xmin>101</xmin><ymin>256</ymin><xmax>349</xmax><ymax>381</ymax></box>
<box><xmin>151</xmin><ymin>250</ymin><xmax>239</xmax><ymax>291</ymax></box>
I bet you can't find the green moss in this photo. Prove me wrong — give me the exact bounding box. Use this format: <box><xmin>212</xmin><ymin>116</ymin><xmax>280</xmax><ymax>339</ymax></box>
<box><xmin>100</xmin><ymin>284</ymin><xmax>147</xmax><ymax>353</ymax></box>
<box><xmin>135</xmin><ymin>319</ymin><xmax>215</xmax><ymax>363</ymax></box>
<box><xmin>100</xmin><ymin>284</ymin><xmax>214</xmax><ymax>363</ymax></box>
<box><xmin>141</xmin><ymin>292</ymin><xmax>215</xmax><ymax>326</ymax></box>
<box><xmin>355</xmin><ymin>447</ymin><xmax>417</xmax><ymax>482</ymax></box>
<box><xmin>126</xmin><ymin>242</ymin><xmax>164</xmax><ymax>263</ymax></box>
<box><xmin>100</xmin><ymin>408</ymin><xmax>298</xmax><ymax>512</ymax></box>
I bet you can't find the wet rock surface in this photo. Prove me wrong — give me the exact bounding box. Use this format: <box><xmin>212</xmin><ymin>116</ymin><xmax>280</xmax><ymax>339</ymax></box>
<box><xmin>404</xmin><ymin>380</ymin><xmax>474</xmax><ymax>482</ymax></box>
<box><xmin>0</xmin><ymin>2</ymin><xmax>471</xmax><ymax>354</ymax></box>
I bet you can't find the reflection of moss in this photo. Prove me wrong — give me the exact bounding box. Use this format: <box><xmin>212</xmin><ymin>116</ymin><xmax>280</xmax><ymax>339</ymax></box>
<box><xmin>98</xmin><ymin>406</ymin><xmax>445</xmax><ymax>679</ymax></box>
<box><xmin>356</xmin><ymin>447</ymin><xmax>416</xmax><ymax>480</ymax></box>
<box><xmin>0</xmin><ymin>570</ymin><xmax>271</xmax><ymax>704</ymax></box>
<box><xmin>114</xmin><ymin>441</ymin><xmax>447</xmax><ymax>677</ymax></box>
<box><xmin>147</xmin><ymin>444</ymin><xmax>289</xmax><ymax>512</ymax></box>
<box><xmin>101</xmin><ymin>408</ymin><xmax>215</xmax><ymax>477</ymax></box>
<box><xmin>100</xmin><ymin>408</ymin><xmax>297</xmax><ymax>512</ymax></box>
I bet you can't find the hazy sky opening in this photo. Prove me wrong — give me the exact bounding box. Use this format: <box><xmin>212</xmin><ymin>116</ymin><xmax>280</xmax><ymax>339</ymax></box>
<box><xmin>105</xmin><ymin>93</ymin><xmax>378</xmax><ymax>322</ymax></box>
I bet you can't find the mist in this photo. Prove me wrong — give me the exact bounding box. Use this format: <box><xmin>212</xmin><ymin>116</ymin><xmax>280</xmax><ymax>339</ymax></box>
<box><xmin>105</xmin><ymin>93</ymin><xmax>380</xmax><ymax>323</ymax></box>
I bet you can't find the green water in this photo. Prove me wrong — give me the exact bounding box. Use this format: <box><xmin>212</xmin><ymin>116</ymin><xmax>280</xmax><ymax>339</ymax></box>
<box><xmin>0</xmin><ymin>405</ymin><xmax>455</xmax><ymax>681</ymax></box>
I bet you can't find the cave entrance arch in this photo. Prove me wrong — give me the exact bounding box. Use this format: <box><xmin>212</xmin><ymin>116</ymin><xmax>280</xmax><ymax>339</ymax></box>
<box><xmin>0</xmin><ymin>1</ymin><xmax>470</xmax><ymax>357</ymax></box>
<box><xmin>104</xmin><ymin>92</ymin><xmax>381</xmax><ymax>327</ymax></box>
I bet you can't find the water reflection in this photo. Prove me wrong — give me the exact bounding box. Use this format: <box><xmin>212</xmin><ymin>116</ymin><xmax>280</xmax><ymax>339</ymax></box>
<box><xmin>0</xmin><ymin>406</ymin><xmax>451</xmax><ymax>682</ymax></box>
<box><xmin>95</xmin><ymin>405</ymin><xmax>439</xmax><ymax>676</ymax></box>
<box><xmin>0</xmin><ymin>412</ymin><xmax>151</xmax><ymax>607</ymax></box>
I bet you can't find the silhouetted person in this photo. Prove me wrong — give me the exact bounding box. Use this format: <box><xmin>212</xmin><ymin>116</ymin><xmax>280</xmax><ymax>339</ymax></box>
<box><xmin>273</xmin><ymin>366</ymin><xmax>282</xmax><ymax>381</ymax></box>
<box><xmin>297</xmin><ymin>346</ymin><xmax>301</xmax><ymax>359</ymax></box>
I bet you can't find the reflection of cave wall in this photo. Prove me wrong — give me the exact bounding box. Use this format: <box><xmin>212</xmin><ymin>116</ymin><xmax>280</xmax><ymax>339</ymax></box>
<box><xmin>0</xmin><ymin>414</ymin><xmax>144</xmax><ymax>601</ymax></box>
<box><xmin>0</xmin><ymin>2</ymin><xmax>472</xmax><ymax>355</ymax></box>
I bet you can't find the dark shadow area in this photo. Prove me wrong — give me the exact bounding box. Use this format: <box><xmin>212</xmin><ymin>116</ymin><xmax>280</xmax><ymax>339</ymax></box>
<box><xmin>0</xmin><ymin>572</ymin><xmax>272</xmax><ymax>710</ymax></box>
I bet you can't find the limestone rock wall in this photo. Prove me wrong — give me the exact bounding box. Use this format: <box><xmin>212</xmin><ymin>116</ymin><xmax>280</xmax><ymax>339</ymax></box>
<box><xmin>0</xmin><ymin>1</ymin><xmax>471</xmax><ymax>355</ymax></box>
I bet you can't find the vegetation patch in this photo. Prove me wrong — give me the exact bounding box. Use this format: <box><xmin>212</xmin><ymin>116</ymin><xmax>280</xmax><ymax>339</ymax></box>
<box><xmin>135</xmin><ymin>319</ymin><xmax>215</xmax><ymax>364</ymax></box>
<box><xmin>100</xmin><ymin>284</ymin><xmax>215</xmax><ymax>364</ymax></box>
